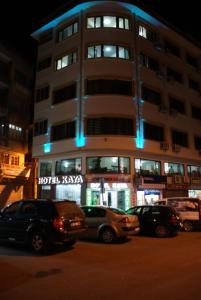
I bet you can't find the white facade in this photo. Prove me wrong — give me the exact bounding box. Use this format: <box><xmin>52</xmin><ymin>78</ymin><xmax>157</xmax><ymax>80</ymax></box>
<box><xmin>32</xmin><ymin>1</ymin><xmax>201</xmax><ymax>208</ymax></box>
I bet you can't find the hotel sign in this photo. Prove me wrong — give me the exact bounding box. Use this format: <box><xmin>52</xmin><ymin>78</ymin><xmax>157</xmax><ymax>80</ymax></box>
<box><xmin>38</xmin><ymin>175</ymin><xmax>84</xmax><ymax>185</ymax></box>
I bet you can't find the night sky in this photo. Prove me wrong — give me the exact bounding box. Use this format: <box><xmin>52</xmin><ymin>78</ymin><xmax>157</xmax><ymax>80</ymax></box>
<box><xmin>1</xmin><ymin>0</ymin><xmax>201</xmax><ymax>60</ymax></box>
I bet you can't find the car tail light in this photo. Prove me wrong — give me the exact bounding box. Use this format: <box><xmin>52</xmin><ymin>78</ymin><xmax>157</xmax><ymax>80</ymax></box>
<box><xmin>170</xmin><ymin>215</ymin><xmax>178</xmax><ymax>223</ymax></box>
<box><xmin>120</xmin><ymin>217</ymin><xmax>131</xmax><ymax>224</ymax></box>
<box><xmin>53</xmin><ymin>217</ymin><xmax>64</xmax><ymax>231</ymax></box>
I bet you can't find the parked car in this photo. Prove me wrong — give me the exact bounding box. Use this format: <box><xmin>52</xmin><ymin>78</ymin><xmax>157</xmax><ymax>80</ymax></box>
<box><xmin>126</xmin><ymin>205</ymin><xmax>180</xmax><ymax>237</ymax></box>
<box><xmin>0</xmin><ymin>199</ymin><xmax>86</xmax><ymax>252</ymax></box>
<box><xmin>81</xmin><ymin>206</ymin><xmax>140</xmax><ymax>243</ymax></box>
<box><xmin>155</xmin><ymin>197</ymin><xmax>201</xmax><ymax>232</ymax></box>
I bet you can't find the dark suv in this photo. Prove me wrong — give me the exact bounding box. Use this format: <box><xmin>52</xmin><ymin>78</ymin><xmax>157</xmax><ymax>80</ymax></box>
<box><xmin>0</xmin><ymin>199</ymin><xmax>86</xmax><ymax>252</ymax></box>
<box><xmin>126</xmin><ymin>205</ymin><xmax>180</xmax><ymax>237</ymax></box>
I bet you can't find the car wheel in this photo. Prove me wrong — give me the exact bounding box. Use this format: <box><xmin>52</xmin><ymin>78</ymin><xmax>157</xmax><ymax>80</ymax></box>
<box><xmin>100</xmin><ymin>228</ymin><xmax>115</xmax><ymax>243</ymax></box>
<box><xmin>183</xmin><ymin>221</ymin><xmax>194</xmax><ymax>232</ymax></box>
<box><xmin>30</xmin><ymin>231</ymin><xmax>46</xmax><ymax>253</ymax></box>
<box><xmin>155</xmin><ymin>225</ymin><xmax>169</xmax><ymax>237</ymax></box>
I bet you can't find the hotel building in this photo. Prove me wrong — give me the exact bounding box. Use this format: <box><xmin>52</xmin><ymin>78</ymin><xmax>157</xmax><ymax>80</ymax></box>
<box><xmin>31</xmin><ymin>0</ymin><xmax>201</xmax><ymax>209</ymax></box>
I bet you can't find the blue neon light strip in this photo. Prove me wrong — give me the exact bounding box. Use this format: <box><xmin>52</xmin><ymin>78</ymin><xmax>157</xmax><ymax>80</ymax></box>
<box><xmin>44</xmin><ymin>143</ymin><xmax>51</xmax><ymax>153</ymax></box>
<box><xmin>136</xmin><ymin>118</ymin><xmax>144</xmax><ymax>149</ymax></box>
<box><xmin>31</xmin><ymin>1</ymin><xmax>166</xmax><ymax>37</ymax></box>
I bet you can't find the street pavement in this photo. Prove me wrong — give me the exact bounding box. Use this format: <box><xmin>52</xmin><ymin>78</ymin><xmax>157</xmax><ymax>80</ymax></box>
<box><xmin>0</xmin><ymin>232</ymin><xmax>201</xmax><ymax>300</ymax></box>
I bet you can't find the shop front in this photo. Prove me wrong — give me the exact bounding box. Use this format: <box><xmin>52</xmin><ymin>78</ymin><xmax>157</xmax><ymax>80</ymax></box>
<box><xmin>188</xmin><ymin>177</ymin><xmax>201</xmax><ymax>199</ymax></box>
<box><xmin>38</xmin><ymin>175</ymin><xmax>84</xmax><ymax>205</ymax></box>
<box><xmin>135</xmin><ymin>175</ymin><xmax>166</xmax><ymax>205</ymax></box>
<box><xmin>86</xmin><ymin>174</ymin><xmax>133</xmax><ymax>210</ymax></box>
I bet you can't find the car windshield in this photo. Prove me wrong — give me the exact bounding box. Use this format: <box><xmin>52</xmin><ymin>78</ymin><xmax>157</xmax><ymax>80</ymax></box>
<box><xmin>108</xmin><ymin>208</ymin><xmax>126</xmax><ymax>215</ymax></box>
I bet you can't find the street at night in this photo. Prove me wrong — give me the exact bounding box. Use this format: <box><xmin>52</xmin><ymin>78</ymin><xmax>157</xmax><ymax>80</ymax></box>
<box><xmin>1</xmin><ymin>232</ymin><xmax>201</xmax><ymax>300</ymax></box>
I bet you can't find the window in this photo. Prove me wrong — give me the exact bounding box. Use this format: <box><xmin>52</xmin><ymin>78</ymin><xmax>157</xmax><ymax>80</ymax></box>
<box><xmin>87</xmin><ymin>44</ymin><xmax>129</xmax><ymax>59</ymax></box>
<box><xmin>9</xmin><ymin>124</ymin><xmax>23</xmax><ymax>140</ymax></box>
<box><xmin>86</xmin><ymin>79</ymin><xmax>133</xmax><ymax>96</ymax></box>
<box><xmin>169</xmin><ymin>97</ymin><xmax>185</xmax><ymax>114</ymax></box>
<box><xmin>194</xmin><ymin>136</ymin><xmax>201</xmax><ymax>150</ymax></box>
<box><xmin>36</xmin><ymin>86</ymin><xmax>49</xmax><ymax>102</ymax></box>
<box><xmin>165</xmin><ymin>40</ymin><xmax>180</xmax><ymax>57</ymax></box>
<box><xmin>186</xmin><ymin>54</ymin><xmax>198</xmax><ymax>68</ymax></box>
<box><xmin>187</xmin><ymin>165</ymin><xmax>201</xmax><ymax>177</ymax></box>
<box><xmin>164</xmin><ymin>162</ymin><xmax>184</xmax><ymax>175</ymax></box>
<box><xmin>57</xmin><ymin>22</ymin><xmax>78</xmax><ymax>42</ymax></box>
<box><xmin>20</xmin><ymin>203</ymin><xmax>37</xmax><ymax>216</ymax></box>
<box><xmin>142</xmin><ymin>86</ymin><xmax>161</xmax><ymax>106</ymax></box>
<box><xmin>37</xmin><ymin>57</ymin><xmax>51</xmax><ymax>71</ymax></box>
<box><xmin>39</xmin><ymin>30</ymin><xmax>53</xmax><ymax>45</ymax></box>
<box><xmin>82</xmin><ymin>207</ymin><xmax>106</xmax><ymax>218</ymax></box>
<box><xmin>86</xmin><ymin>117</ymin><xmax>134</xmax><ymax>136</ymax></box>
<box><xmin>189</xmin><ymin>79</ymin><xmax>200</xmax><ymax>92</ymax></box>
<box><xmin>55</xmin><ymin>158</ymin><xmax>81</xmax><ymax>175</ymax></box>
<box><xmin>56</xmin><ymin>51</ymin><xmax>77</xmax><ymax>70</ymax></box>
<box><xmin>3</xmin><ymin>202</ymin><xmax>21</xmax><ymax>217</ymax></box>
<box><xmin>167</xmin><ymin>68</ymin><xmax>182</xmax><ymax>83</ymax></box>
<box><xmin>53</xmin><ymin>83</ymin><xmax>76</xmax><ymax>105</ymax></box>
<box><xmin>135</xmin><ymin>159</ymin><xmax>161</xmax><ymax>176</ymax></box>
<box><xmin>140</xmin><ymin>53</ymin><xmax>159</xmax><ymax>71</ymax></box>
<box><xmin>40</xmin><ymin>162</ymin><xmax>52</xmax><ymax>176</ymax></box>
<box><xmin>34</xmin><ymin>120</ymin><xmax>48</xmax><ymax>136</ymax></box>
<box><xmin>144</xmin><ymin>122</ymin><xmax>164</xmax><ymax>142</ymax></box>
<box><xmin>11</xmin><ymin>156</ymin><xmax>19</xmax><ymax>166</ymax></box>
<box><xmin>192</xmin><ymin>105</ymin><xmax>201</xmax><ymax>121</ymax></box>
<box><xmin>87</xmin><ymin>16</ymin><xmax>130</xmax><ymax>30</ymax></box>
<box><xmin>138</xmin><ymin>25</ymin><xmax>156</xmax><ymax>41</ymax></box>
<box><xmin>172</xmin><ymin>130</ymin><xmax>188</xmax><ymax>147</ymax></box>
<box><xmin>51</xmin><ymin>121</ymin><xmax>75</xmax><ymax>141</ymax></box>
<box><xmin>86</xmin><ymin>157</ymin><xmax>130</xmax><ymax>174</ymax></box>
<box><xmin>2</xmin><ymin>153</ymin><xmax>9</xmax><ymax>164</ymax></box>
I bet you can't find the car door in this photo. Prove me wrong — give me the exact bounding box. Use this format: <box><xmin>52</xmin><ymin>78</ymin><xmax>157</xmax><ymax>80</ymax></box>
<box><xmin>141</xmin><ymin>206</ymin><xmax>154</xmax><ymax>233</ymax></box>
<box><xmin>0</xmin><ymin>202</ymin><xmax>21</xmax><ymax>240</ymax></box>
<box><xmin>82</xmin><ymin>207</ymin><xmax>106</xmax><ymax>239</ymax></box>
<box><xmin>13</xmin><ymin>202</ymin><xmax>38</xmax><ymax>242</ymax></box>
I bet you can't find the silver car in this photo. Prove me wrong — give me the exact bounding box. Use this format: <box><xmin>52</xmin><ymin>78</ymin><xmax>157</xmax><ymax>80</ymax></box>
<box><xmin>81</xmin><ymin>206</ymin><xmax>140</xmax><ymax>243</ymax></box>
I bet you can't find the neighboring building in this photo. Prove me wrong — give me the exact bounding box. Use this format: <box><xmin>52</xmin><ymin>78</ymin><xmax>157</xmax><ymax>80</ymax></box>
<box><xmin>0</xmin><ymin>43</ymin><xmax>35</xmax><ymax>208</ymax></box>
<box><xmin>31</xmin><ymin>0</ymin><xmax>201</xmax><ymax>209</ymax></box>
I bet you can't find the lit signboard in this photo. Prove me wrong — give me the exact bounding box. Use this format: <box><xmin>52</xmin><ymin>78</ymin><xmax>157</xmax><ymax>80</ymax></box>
<box><xmin>38</xmin><ymin>175</ymin><xmax>84</xmax><ymax>185</ymax></box>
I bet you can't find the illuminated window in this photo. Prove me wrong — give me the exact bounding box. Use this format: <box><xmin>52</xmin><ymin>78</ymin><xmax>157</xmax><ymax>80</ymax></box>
<box><xmin>103</xmin><ymin>16</ymin><xmax>116</xmax><ymax>27</ymax></box>
<box><xmin>164</xmin><ymin>162</ymin><xmax>184</xmax><ymax>175</ymax></box>
<box><xmin>138</xmin><ymin>25</ymin><xmax>156</xmax><ymax>41</ymax></box>
<box><xmin>86</xmin><ymin>157</ymin><xmax>130</xmax><ymax>174</ymax></box>
<box><xmin>87</xmin><ymin>16</ymin><xmax>129</xmax><ymax>30</ymax></box>
<box><xmin>11</xmin><ymin>156</ymin><xmax>19</xmax><ymax>166</ymax></box>
<box><xmin>135</xmin><ymin>159</ymin><xmax>161</xmax><ymax>175</ymax></box>
<box><xmin>56</xmin><ymin>51</ymin><xmax>77</xmax><ymax>71</ymax></box>
<box><xmin>139</xmin><ymin>25</ymin><xmax>147</xmax><ymax>38</ymax></box>
<box><xmin>55</xmin><ymin>158</ymin><xmax>82</xmax><ymax>175</ymax></box>
<box><xmin>87</xmin><ymin>45</ymin><xmax>129</xmax><ymax>59</ymax></box>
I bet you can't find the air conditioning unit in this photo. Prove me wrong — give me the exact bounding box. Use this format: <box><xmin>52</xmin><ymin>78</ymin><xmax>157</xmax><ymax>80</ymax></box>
<box><xmin>159</xmin><ymin>104</ymin><xmax>168</xmax><ymax>113</ymax></box>
<box><xmin>172</xmin><ymin>144</ymin><xmax>181</xmax><ymax>153</ymax></box>
<box><xmin>160</xmin><ymin>142</ymin><xmax>169</xmax><ymax>151</ymax></box>
<box><xmin>174</xmin><ymin>175</ymin><xmax>182</xmax><ymax>184</ymax></box>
